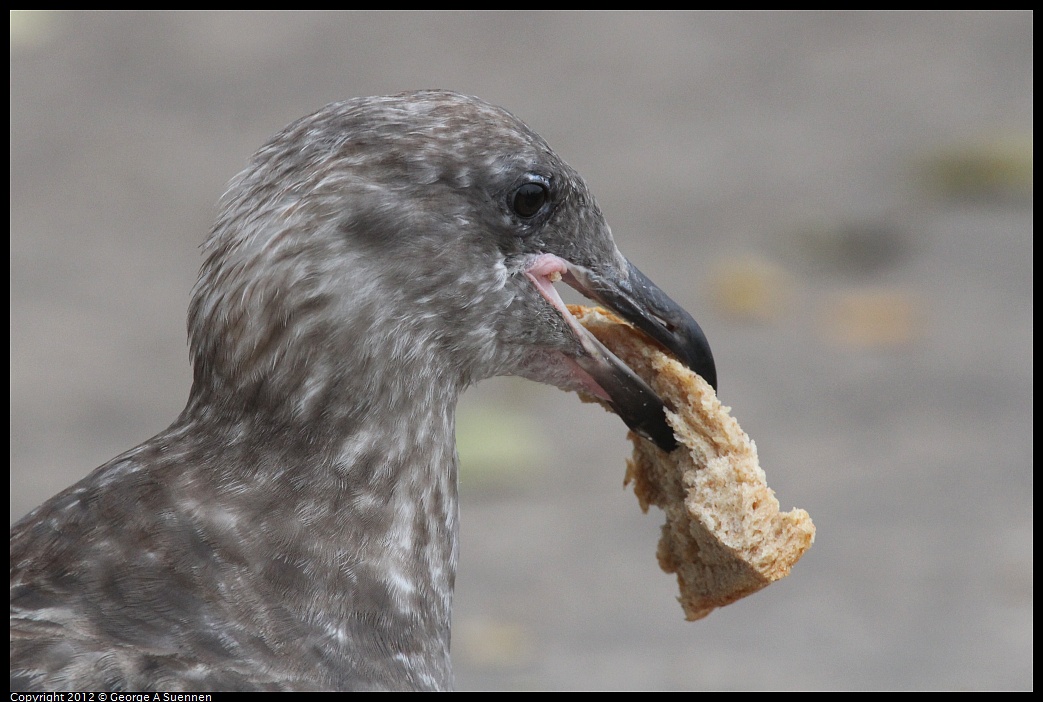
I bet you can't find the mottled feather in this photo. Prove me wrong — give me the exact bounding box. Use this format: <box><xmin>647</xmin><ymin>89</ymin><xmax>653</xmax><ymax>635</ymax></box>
<box><xmin>11</xmin><ymin>91</ymin><xmax>630</xmax><ymax>691</ymax></box>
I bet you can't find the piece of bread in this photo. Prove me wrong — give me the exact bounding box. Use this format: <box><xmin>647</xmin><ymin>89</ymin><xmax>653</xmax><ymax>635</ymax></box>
<box><xmin>571</xmin><ymin>305</ymin><xmax>815</xmax><ymax>621</ymax></box>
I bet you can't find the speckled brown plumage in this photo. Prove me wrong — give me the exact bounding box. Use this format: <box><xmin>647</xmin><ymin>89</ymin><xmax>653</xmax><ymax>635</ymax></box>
<box><xmin>11</xmin><ymin>91</ymin><xmax>713</xmax><ymax>691</ymax></box>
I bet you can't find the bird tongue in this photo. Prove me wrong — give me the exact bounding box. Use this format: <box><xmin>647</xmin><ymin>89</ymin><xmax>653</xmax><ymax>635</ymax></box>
<box><xmin>525</xmin><ymin>255</ymin><xmax>616</xmax><ymax>400</ymax></box>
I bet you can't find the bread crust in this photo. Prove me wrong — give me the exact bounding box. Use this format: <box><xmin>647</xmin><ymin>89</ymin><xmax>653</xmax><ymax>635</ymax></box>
<box><xmin>571</xmin><ymin>305</ymin><xmax>815</xmax><ymax>620</ymax></box>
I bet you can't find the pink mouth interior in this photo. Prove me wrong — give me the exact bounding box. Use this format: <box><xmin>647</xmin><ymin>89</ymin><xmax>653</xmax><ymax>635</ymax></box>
<box><xmin>524</xmin><ymin>254</ymin><xmax>613</xmax><ymax>402</ymax></box>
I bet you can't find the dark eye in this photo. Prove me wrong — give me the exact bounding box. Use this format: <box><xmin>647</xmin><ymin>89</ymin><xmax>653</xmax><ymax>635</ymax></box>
<box><xmin>512</xmin><ymin>182</ymin><xmax>549</xmax><ymax>218</ymax></box>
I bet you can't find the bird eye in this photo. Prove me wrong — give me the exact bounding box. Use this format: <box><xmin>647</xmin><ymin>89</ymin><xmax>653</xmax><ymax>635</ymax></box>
<box><xmin>512</xmin><ymin>182</ymin><xmax>549</xmax><ymax>219</ymax></box>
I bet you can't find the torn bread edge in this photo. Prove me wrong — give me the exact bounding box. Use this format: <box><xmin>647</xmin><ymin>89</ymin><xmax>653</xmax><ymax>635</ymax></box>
<box><xmin>571</xmin><ymin>305</ymin><xmax>815</xmax><ymax>621</ymax></box>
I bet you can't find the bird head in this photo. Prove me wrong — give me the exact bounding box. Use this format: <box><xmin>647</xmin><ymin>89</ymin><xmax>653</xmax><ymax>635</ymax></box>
<box><xmin>188</xmin><ymin>91</ymin><xmax>714</xmax><ymax>451</ymax></box>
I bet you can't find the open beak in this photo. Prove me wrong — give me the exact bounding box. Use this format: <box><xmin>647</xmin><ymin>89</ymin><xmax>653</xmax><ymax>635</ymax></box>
<box><xmin>525</xmin><ymin>255</ymin><xmax>716</xmax><ymax>452</ymax></box>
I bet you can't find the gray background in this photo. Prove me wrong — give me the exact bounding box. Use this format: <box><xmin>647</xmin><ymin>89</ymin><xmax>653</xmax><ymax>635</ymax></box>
<box><xmin>10</xmin><ymin>11</ymin><xmax>1032</xmax><ymax>690</ymax></box>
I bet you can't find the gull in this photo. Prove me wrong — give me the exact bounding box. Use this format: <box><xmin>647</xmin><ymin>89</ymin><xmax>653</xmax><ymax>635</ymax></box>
<box><xmin>10</xmin><ymin>91</ymin><xmax>715</xmax><ymax>691</ymax></box>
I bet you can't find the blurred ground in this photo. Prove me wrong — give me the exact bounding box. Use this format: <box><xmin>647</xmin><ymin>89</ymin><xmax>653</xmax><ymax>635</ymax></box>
<box><xmin>10</xmin><ymin>11</ymin><xmax>1032</xmax><ymax>690</ymax></box>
